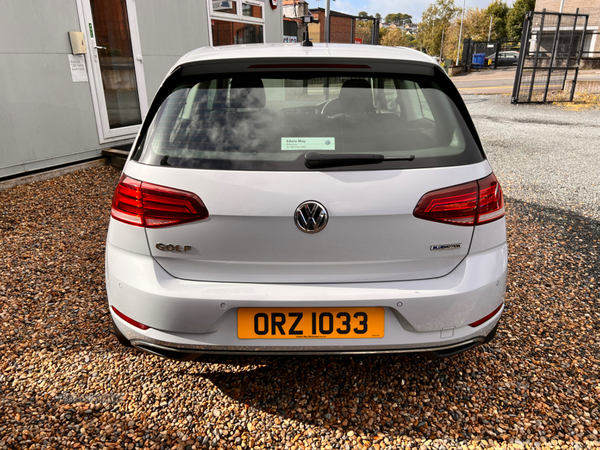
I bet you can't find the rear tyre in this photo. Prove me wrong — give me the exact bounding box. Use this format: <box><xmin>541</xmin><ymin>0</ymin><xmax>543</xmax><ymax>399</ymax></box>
<box><xmin>111</xmin><ymin>316</ymin><xmax>133</xmax><ymax>347</ymax></box>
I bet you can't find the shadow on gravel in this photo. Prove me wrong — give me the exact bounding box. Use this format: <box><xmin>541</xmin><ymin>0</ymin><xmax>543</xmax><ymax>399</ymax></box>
<box><xmin>201</xmin><ymin>352</ymin><xmax>484</xmax><ymax>438</ymax></box>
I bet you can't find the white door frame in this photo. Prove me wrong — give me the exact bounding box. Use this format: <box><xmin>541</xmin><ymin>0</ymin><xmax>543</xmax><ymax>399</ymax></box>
<box><xmin>75</xmin><ymin>0</ymin><xmax>149</xmax><ymax>144</ymax></box>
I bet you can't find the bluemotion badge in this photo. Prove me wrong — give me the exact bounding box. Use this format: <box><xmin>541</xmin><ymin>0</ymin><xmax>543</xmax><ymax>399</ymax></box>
<box><xmin>430</xmin><ymin>243</ymin><xmax>462</xmax><ymax>251</ymax></box>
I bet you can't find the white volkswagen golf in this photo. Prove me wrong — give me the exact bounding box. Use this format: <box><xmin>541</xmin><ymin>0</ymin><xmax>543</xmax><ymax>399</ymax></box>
<box><xmin>106</xmin><ymin>43</ymin><xmax>507</xmax><ymax>360</ymax></box>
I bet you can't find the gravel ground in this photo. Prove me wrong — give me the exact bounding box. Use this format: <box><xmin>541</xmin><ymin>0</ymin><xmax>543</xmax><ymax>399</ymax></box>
<box><xmin>465</xmin><ymin>95</ymin><xmax>600</xmax><ymax>220</ymax></box>
<box><xmin>0</xmin><ymin>100</ymin><xmax>599</xmax><ymax>449</ymax></box>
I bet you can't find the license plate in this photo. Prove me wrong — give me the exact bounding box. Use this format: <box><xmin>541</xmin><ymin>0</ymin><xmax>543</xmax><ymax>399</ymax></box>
<box><xmin>237</xmin><ymin>307</ymin><xmax>384</xmax><ymax>339</ymax></box>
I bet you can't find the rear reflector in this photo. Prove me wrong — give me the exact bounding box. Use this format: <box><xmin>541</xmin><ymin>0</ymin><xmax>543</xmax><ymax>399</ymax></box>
<box><xmin>413</xmin><ymin>173</ymin><xmax>504</xmax><ymax>226</ymax></box>
<box><xmin>111</xmin><ymin>174</ymin><xmax>209</xmax><ymax>228</ymax></box>
<box><xmin>112</xmin><ymin>306</ymin><xmax>150</xmax><ymax>330</ymax></box>
<box><xmin>469</xmin><ymin>304</ymin><xmax>503</xmax><ymax>327</ymax></box>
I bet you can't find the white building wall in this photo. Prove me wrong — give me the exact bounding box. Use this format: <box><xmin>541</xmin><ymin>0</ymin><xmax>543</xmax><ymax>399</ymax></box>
<box><xmin>0</xmin><ymin>0</ymin><xmax>102</xmax><ymax>178</ymax></box>
<box><xmin>0</xmin><ymin>0</ymin><xmax>283</xmax><ymax>179</ymax></box>
<box><xmin>136</xmin><ymin>1</ymin><xmax>211</xmax><ymax>100</ymax></box>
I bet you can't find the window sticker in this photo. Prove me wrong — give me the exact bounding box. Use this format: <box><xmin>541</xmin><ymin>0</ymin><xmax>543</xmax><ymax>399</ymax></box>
<box><xmin>281</xmin><ymin>138</ymin><xmax>335</xmax><ymax>151</ymax></box>
<box><xmin>213</xmin><ymin>0</ymin><xmax>233</xmax><ymax>10</ymax></box>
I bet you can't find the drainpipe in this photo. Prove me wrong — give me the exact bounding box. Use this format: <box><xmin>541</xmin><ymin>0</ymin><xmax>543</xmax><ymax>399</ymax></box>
<box><xmin>325</xmin><ymin>0</ymin><xmax>330</xmax><ymax>43</ymax></box>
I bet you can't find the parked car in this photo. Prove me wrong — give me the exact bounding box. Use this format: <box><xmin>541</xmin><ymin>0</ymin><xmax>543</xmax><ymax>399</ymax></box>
<box><xmin>485</xmin><ymin>50</ymin><xmax>519</xmax><ymax>66</ymax></box>
<box><xmin>106</xmin><ymin>43</ymin><xmax>507</xmax><ymax>360</ymax></box>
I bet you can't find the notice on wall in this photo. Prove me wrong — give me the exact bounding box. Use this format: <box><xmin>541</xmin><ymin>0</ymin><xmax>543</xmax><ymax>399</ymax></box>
<box><xmin>68</xmin><ymin>54</ymin><xmax>88</xmax><ymax>83</ymax></box>
<box><xmin>281</xmin><ymin>138</ymin><xmax>335</xmax><ymax>151</ymax></box>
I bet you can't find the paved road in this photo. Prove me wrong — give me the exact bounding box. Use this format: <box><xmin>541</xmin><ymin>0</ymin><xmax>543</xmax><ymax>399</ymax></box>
<box><xmin>452</xmin><ymin>67</ymin><xmax>600</xmax><ymax>95</ymax></box>
<box><xmin>453</xmin><ymin>68</ymin><xmax>518</xmax><ymax>94</ymax></box>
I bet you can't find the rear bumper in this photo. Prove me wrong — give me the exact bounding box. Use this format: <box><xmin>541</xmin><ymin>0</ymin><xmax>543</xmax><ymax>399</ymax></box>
<box><xmin>106</xmin><ymin>240</ymin><xmax>507</xmax><ymax>357</ymax></box>
<box><xmin>129</xmin><ymin>321</ymin><xmax>500</xmax><ymax>360</ymax></box>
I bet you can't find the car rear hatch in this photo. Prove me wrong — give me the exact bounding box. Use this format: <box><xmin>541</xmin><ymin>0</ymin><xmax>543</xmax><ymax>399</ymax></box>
<box><xmin>122</xmin><ymin>58</ymin><xmax>490</xmax><ymax>284</ymax></box>
<box><xmin>125</xmin><ymin>163</ymin><xmax>490</xmax><ymax>283</ymax></box>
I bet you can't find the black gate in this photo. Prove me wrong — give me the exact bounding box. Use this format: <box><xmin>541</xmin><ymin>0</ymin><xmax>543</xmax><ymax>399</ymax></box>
<box><xmin>512</xmin><ymin>9</ymin><xmax>588</xmax><ymax>104</ymax></box>
<box><xmin>462</xmin><ymin>39</ymin><xmax>520</xmax><ymax>70</ymax></box>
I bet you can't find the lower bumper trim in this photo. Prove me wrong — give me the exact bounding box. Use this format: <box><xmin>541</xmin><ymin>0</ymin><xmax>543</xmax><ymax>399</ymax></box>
<box><xmin>429</xmin><ymin>321</ymin><xmax>498</xmax><ymax>358</ymax></box>
<box><xmin>130</xmin><ymin>327</ymin><xmax>496</xmax><ymax>361</ymax></box>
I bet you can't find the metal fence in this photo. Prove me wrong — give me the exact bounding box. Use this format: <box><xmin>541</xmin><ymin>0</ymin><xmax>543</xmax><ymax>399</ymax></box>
<box><xmin>353</xmin><ymin>18</ymin><xmax>380</xmax><ymax>45</ymax></box>
<box><xmin>462</xmin><ymin>39</ymin><xmax>521</xmax><ymax>70</ymax></box>
<box><xmin>583</xmin><ymin>30</ymin><xmax>600</xmax><ymax>59</ymax></box>
<box><xmin>512</xmin><ymin>10</ymin><xmax>589</xmax><ymax>104</ymax></box>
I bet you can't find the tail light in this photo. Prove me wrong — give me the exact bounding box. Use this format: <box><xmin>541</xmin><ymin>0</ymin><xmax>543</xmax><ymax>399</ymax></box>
<box><xmin>413</xmin><ymin>173</ymin><xmax>504</xmax><ymax>226</ymax></box>
<box><xmin>111</xmin><ymin>174</ymin><xmax>209</xmax><ymax>228</ymax></box>
<box><xmin>475</xmin><ymin>174</ymin><xmax>506</xmax><ymax>224</ymax></box>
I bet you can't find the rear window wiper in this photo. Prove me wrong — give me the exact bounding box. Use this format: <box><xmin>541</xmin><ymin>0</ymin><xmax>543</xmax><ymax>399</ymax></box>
<box><xmin>304</xmin><ymin>152</ymin><xmax>415</xmax><ymax>169</ymax></box>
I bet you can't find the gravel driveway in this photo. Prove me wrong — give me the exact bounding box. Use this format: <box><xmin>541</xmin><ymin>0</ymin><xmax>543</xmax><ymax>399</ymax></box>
<box><xmin>465</xmin><ymin>95</ymin><xmax>600</xmax><ymax>221</ymax></box>
<box><xmin>1</xmin><ymin>97</ymin><xmax>599</xmax><ymax>449</ymax></box>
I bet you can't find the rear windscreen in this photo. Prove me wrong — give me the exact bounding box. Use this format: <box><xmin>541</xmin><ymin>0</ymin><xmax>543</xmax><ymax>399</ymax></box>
<box><xmin>133</xmin><ymin>71</ymin><xmax>484</xmax><ymax>171</ymax></box>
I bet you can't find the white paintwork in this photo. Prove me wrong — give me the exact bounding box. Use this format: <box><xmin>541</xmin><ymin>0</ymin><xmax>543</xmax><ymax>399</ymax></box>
<box><xmin>107</xmin><ymin>220</ymin><xmax>507</xmax><ymax>349</ymax></box>
<box><xmin>127</xmin><ymin>160</ymin><xmax>492</xmax><ymax>283</ymax></box>
<box><xmin>151</xmin><ymin>43</ymin><xmax>445</xmax><ymax>85</ymax></box>
<box><xmin>105</xmin><ymin>44</ymin><xmax>507</xmax><ymax>355</ymax></box>
<box><xmin>176</xmin><ymin>43</ymin><xmax>437</xmax><ymax>66</ymax></box>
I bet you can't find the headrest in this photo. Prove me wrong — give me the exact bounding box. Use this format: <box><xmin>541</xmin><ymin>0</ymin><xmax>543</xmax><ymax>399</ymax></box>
<box><xmin>230</xmin><ymin>77</ymin><xmax>266</xmax><ymax>109</ymax></box>
<box><xmin>338</xmin><ymin>79</ymin><xmax>375</xmax><ymax>114</ymax></box>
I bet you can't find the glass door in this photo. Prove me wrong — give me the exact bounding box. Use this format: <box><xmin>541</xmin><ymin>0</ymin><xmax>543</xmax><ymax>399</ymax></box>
<box><xmin>79</xmin><ymin>0</ymin><xmax>148</xmax><ymax>142</ymax></box>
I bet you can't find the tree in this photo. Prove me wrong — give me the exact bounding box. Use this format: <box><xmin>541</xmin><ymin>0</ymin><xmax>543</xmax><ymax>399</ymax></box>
<box><xmin>418</xmin><ymin>0</ymin><xmax>460</xmax><ymax>57</ymax></box>
<box><xmin>378</xmin><ymin>26</ymin><xmax>389</xmax><ymax>42</ymax></box>
<box><xmin>384</xmin><ymin>13</ymin><xmax>413</xmax><ymax>27</ymax></box>
<box><xmin>355</xmin><ymin>25</ymin><xmax>372</xmax><ymax>44</ymax></box>
<box><xmin>506</xmin><ymin>0</ymin><xmax>535</xmax><ymax>40</ymax></box>
<box><xmin>486</xmin><ymin>0</ymin><xmax>510</xmax><ymax>41</ymax></box>
<box><xmin>380</xmin><ymin>28</ymin><xmax>411</xmax><ymax>47</ymax></box>
<box><xmin>440</xmin><ymin>7</ymin><xmax>492</xmax><ymax>59</ymax></box>
<box><xmin>356</xmin><ymin>12</ymin><xmax>374</xmax><ymax>44</ymax></box>
<box><xmin>463</xmin><ymin>7</ymin><xmax>493</xmax><ymax>42</ymax></box>
<box><xmin>355</xmin><ymin>11</ymin><xmax>382</xmax><ymax>44</ymax></box>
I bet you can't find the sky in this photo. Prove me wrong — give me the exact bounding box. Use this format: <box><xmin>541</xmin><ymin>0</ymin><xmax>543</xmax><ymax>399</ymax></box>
<box><xmin>310</xmin><ymin>0</ymin><xmax>514</xmax><ymax>23</ymax></box>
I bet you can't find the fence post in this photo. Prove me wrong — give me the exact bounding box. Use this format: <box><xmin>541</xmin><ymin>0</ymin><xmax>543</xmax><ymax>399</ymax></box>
<box><xmin>528</xmin><ymin>10</ymin><xmax>546</xmax><ymax>102</ymax></box>
<box><xmin>493</xmin><ymin>41</ymin><xmax>500</xmax><ymax>69</ymax></box>
<box><xmin>571</xmin><ymin>11</ymin><xmax>589</xmax><ymax>101</ymax></box>
<box><xmin>512</xmin><ymin>12</ymin><xmax>532</xmax><ymax>103</ymax></box>
<box><xmin>562</xmin><ymin>10</ymin><xmax>578</xmax><ymax>90</ymax></box>
<box><xmin>543</xmin><ymin>12</ymin><xmax>562</xmax><ymax>102</ymax></box>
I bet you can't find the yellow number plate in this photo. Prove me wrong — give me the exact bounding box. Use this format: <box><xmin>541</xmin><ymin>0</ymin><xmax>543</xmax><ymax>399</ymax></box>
<box><xmin>238</xmin><ymin>307</ymin><xmax>384</xmax><ymax>339</ymax></box>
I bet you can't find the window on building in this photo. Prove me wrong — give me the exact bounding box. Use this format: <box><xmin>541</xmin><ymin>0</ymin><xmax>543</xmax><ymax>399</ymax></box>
<box><xmin>210</xmin><ymin>0</ymin><xmax>265</xmax><ymax>46</ymax></box>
